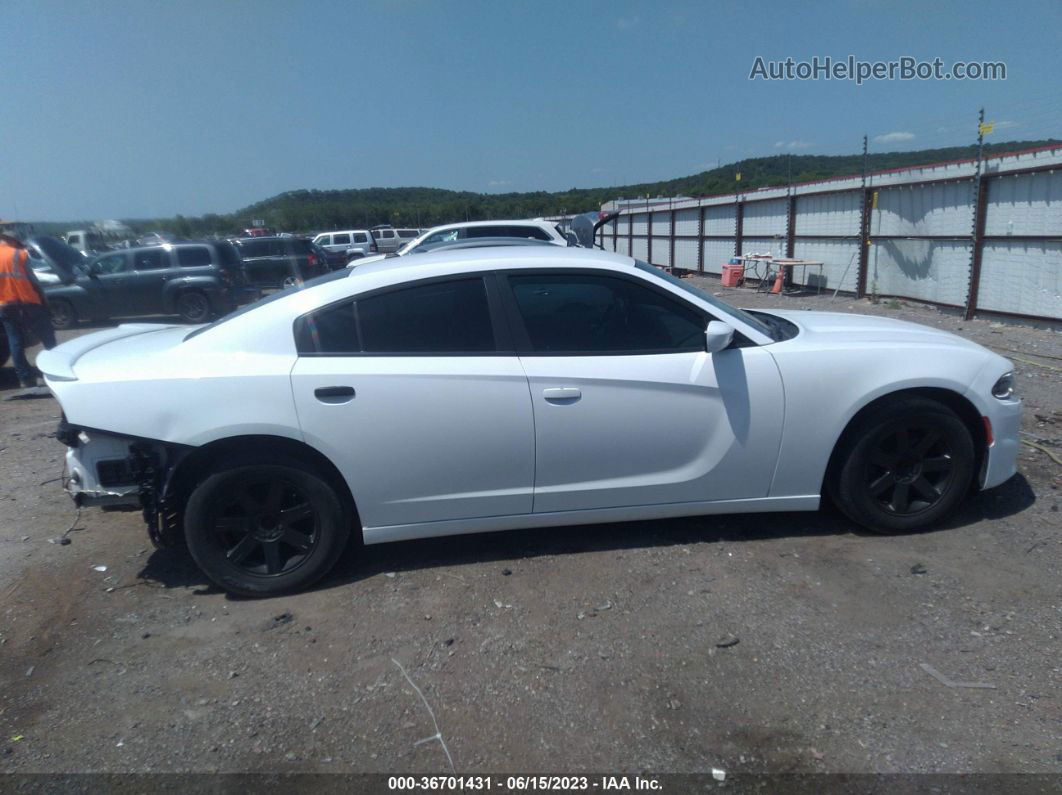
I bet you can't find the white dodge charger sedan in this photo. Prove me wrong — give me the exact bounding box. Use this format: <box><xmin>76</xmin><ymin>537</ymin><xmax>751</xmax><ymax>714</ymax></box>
<box><xmin>38</xmin><ymin>248</ymin><xmax>1021</xmax><ymax>596</ymax></box>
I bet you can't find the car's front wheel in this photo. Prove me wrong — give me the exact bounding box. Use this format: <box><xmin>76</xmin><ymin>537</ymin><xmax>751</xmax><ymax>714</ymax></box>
<box><xmin>833</xmin><ymin>397</ymin><xmax>975</xmax><ymax>533</ymax></box>
<box><xmin>184</xmin><ymin>457</ymin><xmax>350</xmax><ymax>596</ymax></box>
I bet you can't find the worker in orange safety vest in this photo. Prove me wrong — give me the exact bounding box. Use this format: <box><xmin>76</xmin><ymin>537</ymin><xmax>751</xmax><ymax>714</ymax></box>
<box><xmin>0</xmin><ymin>229</ymin><xmax>57</xmax><ymax>388</ymax></box>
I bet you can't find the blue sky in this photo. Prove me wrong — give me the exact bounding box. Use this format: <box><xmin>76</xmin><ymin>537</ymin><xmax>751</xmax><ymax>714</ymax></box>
<box><xmin>6</xmin><ymin>0</ymin><xmax>1060</xmax><ymax>220</ymax></box>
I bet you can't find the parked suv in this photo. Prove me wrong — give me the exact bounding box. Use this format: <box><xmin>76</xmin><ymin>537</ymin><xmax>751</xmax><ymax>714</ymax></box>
<box><xmin>313</xmin><ymin>230</ymin><xmax>375</xmax><ymax>266</ymax></box>
<box><xmin>43</xmin><ymin>242</ymin><xmax>249</xmax><ymax>328</ymax></box>
<box><xmin>231</xmin><ymin>236</ymin><xmax>329</xmax><ymax>288</ymax></box>
<box><xmin>396</xmin><ymin>220</ymin><xmax>568</xmax><ymax>255</ymax></box>
<box><xmin>370</xmin><ymin>225</ymin><xmax>402</xmax><ymax>253</ymax></box>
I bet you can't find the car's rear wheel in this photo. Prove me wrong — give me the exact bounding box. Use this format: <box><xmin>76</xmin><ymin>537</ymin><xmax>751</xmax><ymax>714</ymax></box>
<box><xmin>833</xmin><ymin>397</ymin><xmax>975</xmax><ymax>533</ymax></box>
<box><xmin>184</xmin><ymin>458</ymin><xmax>350</xmax><ymax>596</ymax></box>
<box><xmin>49</xmin><ymin>299</ymin><xmax>77</xmax><ymax>329</ymax></box>
<box><xmin>176</xmin><ymin>290</ymin><xmax>212</xmax><ymax>323</ymax></box>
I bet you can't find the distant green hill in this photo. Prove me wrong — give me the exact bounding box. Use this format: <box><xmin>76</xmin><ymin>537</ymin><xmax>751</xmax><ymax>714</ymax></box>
<box><xmin>35</xmin><ymin>139</ymin><xmax>1062</xmax><ymax>238</ymax></box>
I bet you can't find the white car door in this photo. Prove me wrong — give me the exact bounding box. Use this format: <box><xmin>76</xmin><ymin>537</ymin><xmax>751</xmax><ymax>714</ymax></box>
<box><xmin>500</xmin><ymin>270</ymin><xmax>785</xmax><ymax>514</ymax></box>
<box><xmin>290</xmin><ymin>275</ymin><xmax>535</xmax><ymax>529</ymax></box>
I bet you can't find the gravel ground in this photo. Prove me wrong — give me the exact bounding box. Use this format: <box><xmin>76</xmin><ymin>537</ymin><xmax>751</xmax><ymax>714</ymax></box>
<box><xmin>0</xmin><ymin>288</ymin><xmax>1059</xmax><ymax>776</ymax></box>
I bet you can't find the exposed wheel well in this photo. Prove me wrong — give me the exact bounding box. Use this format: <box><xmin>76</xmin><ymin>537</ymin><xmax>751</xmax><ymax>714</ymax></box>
<box><xmin>823</xmin><ymin>387</ymin><xmax>986</xmax><ymax>498</ymax></box>
<box><xmin>163</xmin><ymin>434</ymin><xmax>360</xmax><ymax>532</ymax></box>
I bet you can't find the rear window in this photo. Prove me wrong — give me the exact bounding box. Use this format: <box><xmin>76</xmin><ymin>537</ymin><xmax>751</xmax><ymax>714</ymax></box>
<box><xmin>280</xmin><ymin>239</ymin><xmax>314</xmax><ymax>255</ymax></box>
<box><xmin>352</xmin><ymin>233</ymin><xmax>368</xmax><ymax>243</ymax></box>
<box><xmin>177</xmin><ymin>246</ymin><xmax>213</xmax><ymax>268</ymax></box>
<box><xmin>238</xmin><ymin>239</ymin><xmax>269</xmax><ymax>258</ymax></box>
<box><xmin>332</xmin><ymin>233</ymin><xmax>351</xmax><ymax>245</ymax></box>
<box><xmin>465</xmin><ymin>225</ymin><xmax>551</xmax><ymax>241</ymax></box>
<box><xmin>133</xmin><ymin>249</ymin><xmax>167</xmax><ymax>270</ymax></box>
<box><xmin>396</xmin><ymin>229</ymin><xmax>418</xmax><ymax>238</ymax></box>
<box><xmin>216</xmin><ymin>242</ymin><xmax>242</xmax><ymax>268</ymax></box>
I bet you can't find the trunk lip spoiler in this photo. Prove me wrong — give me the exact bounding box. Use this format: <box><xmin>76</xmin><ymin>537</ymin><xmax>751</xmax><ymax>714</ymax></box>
<box><xmin>37</xmin><ymin>323</ymin><xmax>178</xmax><ymax>382</ymax></box>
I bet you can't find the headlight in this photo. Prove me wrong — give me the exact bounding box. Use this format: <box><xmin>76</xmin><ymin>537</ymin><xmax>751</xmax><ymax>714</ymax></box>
<box><xmin>991</xmin><ymin>372</ymin><xmax>1015</xmax><ymax>400</ymax></box>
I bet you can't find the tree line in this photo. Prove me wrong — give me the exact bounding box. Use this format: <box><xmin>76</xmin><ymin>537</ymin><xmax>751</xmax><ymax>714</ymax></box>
<box><xmin>33</xmin><ymin>140</ymin><xmax>1059</xmax><ymax>239</ymax></box>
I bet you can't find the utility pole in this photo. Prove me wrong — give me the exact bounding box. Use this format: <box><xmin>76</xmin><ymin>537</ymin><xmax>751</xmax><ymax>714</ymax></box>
<box><xmin>965</xmin><ymin>107</ymin><xmax>989</xmax><ymax>319</ymax></box>
<box><xmin>861</xmin><ymin>134</ymin><xmax>868</xmax><ymax>190</ymax></box>
<box><xmin>974</xmin><ymin>107</ymin><xmax>986</xmax><ymax>178</ymax></box>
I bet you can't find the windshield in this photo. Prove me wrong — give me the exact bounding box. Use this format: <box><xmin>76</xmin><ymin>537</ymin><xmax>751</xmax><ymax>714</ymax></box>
<box><xmin>184</xmin><ymin>267</ymin><xmax>351</xmax><ymax>341</ymax></box>
<box><xmin>634</xmin><ymin>260</ymin><xmax>775</xmax><ymax>340</ymax></box>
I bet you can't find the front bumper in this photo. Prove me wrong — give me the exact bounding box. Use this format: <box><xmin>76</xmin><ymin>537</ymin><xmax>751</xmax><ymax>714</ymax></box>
<box><xmin>982</xmin><ymin>396</ymin><xmax>1022</xmax><ymax>489</ymax></box>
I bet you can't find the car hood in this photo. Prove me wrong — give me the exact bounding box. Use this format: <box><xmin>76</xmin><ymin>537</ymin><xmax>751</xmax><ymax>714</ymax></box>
<box><xmin>757</xmin><ymin>309</ymin><xmax>987</xmax><ymax>350</ymax></box>
<box><xmin>37</xmin><ymin>323</ymin><xmax>193</xmax><ymax>382</ymax></box>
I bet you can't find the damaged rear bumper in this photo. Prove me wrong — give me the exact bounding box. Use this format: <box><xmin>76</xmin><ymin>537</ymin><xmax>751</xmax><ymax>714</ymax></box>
<box><xmin>62</xmin><ymin>427</ymin><xmax>143</xmax><ymax>508</ymax></box>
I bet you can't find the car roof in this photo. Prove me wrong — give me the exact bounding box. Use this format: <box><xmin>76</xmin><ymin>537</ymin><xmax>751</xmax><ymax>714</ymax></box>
<box><xmin>234</xmin><ymin>236</ymin><xmax>310</xmax><ymax>243</ymax></box>
<box><xmin>428</xmin><ymin>219</ymin><xmax>558</xmax><ymax>231</ymax></box>
<box><xmin>351</xmin><ymin>243</ymin><xmax>633</xmax><ymax>279</ymax></box>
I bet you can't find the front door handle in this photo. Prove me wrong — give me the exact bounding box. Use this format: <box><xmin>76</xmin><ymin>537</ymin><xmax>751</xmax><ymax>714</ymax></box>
<box><xmin>314</xmin><ymin>385</ymin><xmax>355</xmax><ymax>404</ymax></box>
<box><xmin>543</xmin><ymin>387</ymin><xmax>581</xmax><ymax>402</ymax></box>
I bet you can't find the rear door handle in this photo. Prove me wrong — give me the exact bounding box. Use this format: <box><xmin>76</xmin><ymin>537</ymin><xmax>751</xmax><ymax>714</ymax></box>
<box><xmin>543</xmin><ymin>387</ymin><xmax>581</xmax><ymax>402</ymax></box>
<box><xmin>314</xmin><ymin>385</ymin><xmax>355</xmax><ymax>404</ymax></box>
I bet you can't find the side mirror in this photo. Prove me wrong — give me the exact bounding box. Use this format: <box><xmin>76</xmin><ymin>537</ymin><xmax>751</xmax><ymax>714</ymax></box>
<box><xmin>705</xmin><ymin>320</ymin><xmax>734</xmax><ymax>353</ymax></box>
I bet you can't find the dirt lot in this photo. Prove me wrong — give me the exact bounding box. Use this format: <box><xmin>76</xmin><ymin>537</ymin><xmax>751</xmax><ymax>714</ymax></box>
<box><xmin>1</xmin><ymin>287</ymin><xmax>1059</xmax><ymax>777</ymax></box>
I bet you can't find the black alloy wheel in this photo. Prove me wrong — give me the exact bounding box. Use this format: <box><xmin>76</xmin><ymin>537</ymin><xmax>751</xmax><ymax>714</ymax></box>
<box><xmin>184</xmin><ymin>458</ymin><xmax>350</xmax><ymax>596</ymax></box>
<box><xmin>213</xmin><ymin>475</ymin><xmax>318</xmax><ymax>577</ymax></box>
<box><xmin>865</xmin><ymin>423</ymin><xmax>956</xmax><ymax>515</ymax></box>
<box><xmin>833</xmin><ymin>397</ymin><xmax>974</xmax><ymax>533</ymax></box>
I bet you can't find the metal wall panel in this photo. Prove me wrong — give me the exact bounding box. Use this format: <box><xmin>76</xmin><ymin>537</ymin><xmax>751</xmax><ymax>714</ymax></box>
<box><xmin>873</xmin><ymin>182</ymin><xmax>974</xmax><ymax>237</ymax></box>
<box><xmin>655</xmin><ymin>238</ymin><xmax>671</xmax><ymax>268</ymax></box>
<box><xmin>740</xmin><ymin>237</ymin><xmax>786</xmax><ymax>257</ymax></box>
<box><xmin>674</xmin><ymin>208</ymin><xmax>700</xmax><ymax>236</ymax></box>
<box><xmin>631</xmin><ymin>237</ymin><xmax>648</xmax><ymax>260</ymax></box>
<box><xmin>704</xmin><ymin>204</ymin><xmax>736</xmax><ymax>235</ymax></box>
<box><xmin>614</xmin><ymin>236</ymin><xmax>630</xmax><ymax>256</ymax></box>
<box><xmin>651</xmin><ymin>212</ymin><xmax>671</xmax><ymax>235</ymax></box>
<box><xmin>984</xmin><ymin>171</ymin><xmax>1062</xmax><ymax>236</ymax></box>
<box><xmin>701</xmin><ymin>240</ymin><xmax>734</xmax><ymax>274</ymax></box>
<box><xmin>978</xmin><ymin>241</ymin><xmax>1062</xmax><ymax>319</ymax></box>
<box><xmin>796</xmin><ymin>191</ymin><xmax>862</xmax><ymax>236</ymax></box>
<box><xmin>742</xmin><ymin>198</ymin><xmax>788</xmax><ymax>236</ymax></box>
<box><xmin>870</xmin><ymin>240</ymin><xmax>971</xmax><ymax>306</ymax></box>
<box><xmin>793</xmin><ymin>239</ymin><xmax>861</xmax><ymax>292</ymax></box>
<box><xmin>673</xmin><ymin>237</ymin><xmax>699</xmax><ymax>269</ymax></box>
<box><xmin>631</xmin><ymin>213</ymin><xmax>649</xmax><ymax>236</ymax></box>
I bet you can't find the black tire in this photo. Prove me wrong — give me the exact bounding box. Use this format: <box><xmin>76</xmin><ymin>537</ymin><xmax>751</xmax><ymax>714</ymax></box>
<box><xmin>175</xmin><ymin>290</ymin><xmax>212</xmax><ymax>323</ymax></box>
<box><xmin>0</xmin><ymin>332</ymin><xmax>8</xmax><ymax>368</ymax></box>
<box><xmin>281</xmin><ymin>275</ymin><xmax>300</xmax><ymax>289</ymax></box>
<box><xmin>833</xmin><ymin>397</ymin><xmax>975</xmax><ymax>533</ymax></box>
<box><xmin>49</xmin><ymin>299</ymin><xmax>77</xmax><ymax>329</ymax></box>
<box><xmin>184</xmin><ymin>457</ymin><xmax>350</xmax><ymax>596</ymax></box>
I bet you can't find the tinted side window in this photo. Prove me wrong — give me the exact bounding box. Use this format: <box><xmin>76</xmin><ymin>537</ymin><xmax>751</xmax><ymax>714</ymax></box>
<box><xmin>133</xmin><ymin>249</ymin><xmax>167</xmax><ymax>270</ymax></box>
<box><xmin>359</xmin><ymin>278</ymin><xmax>494</xmax><ymax>353</ymax></box>
<box><xmin>177</xmin><ymin>246</ymin><xmax>212</xmax><ymax>268</ymax></box>
<box><xmin>352</xmin><ymin>233</ymin><xmax>368</xmax><ymax>243</ymax></box>
<box><xmin>296</xmin><ymin>301</ymin><xmax>360</xmax><ymax>354</ymax></box>
<box><xmin>332</xmin><ymin>233</ymin><xmax>350</xmax><ymax>245</ymax></box>
<box><xmin>94</xmin><ymin>252</ymin><xmax>128</xmax><ymax>275</ymax></box>
<box><xmin>239</xmin><ymin>240</ymin><xmax>268</xmax><ymax>258</ymax></box>
<box><xmin>508</xmin><ymin>274</ymin><xmax>705</xmax><ymax>354</ymax></box>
